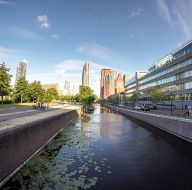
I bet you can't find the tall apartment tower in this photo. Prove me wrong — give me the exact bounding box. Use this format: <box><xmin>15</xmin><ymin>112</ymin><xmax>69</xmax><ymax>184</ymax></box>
<box><xmin>115</xmin><ymin>73</ymin><xmax>124</xmax><ymax>93</ymax></box>
<box><xmin>82</xmin><ymin>62</ymin><xmax>89</xmax><ymax>86</ymax></box>
<box><xmin>15</xmin><ymin>60</ymin><xmax>28</xmax><ymax>84</ymax></box>
<box><xmin>64</xmin><ymin>80</ymin><xmax>75</xmax><ymax>95</ymax></box>
<box><xmin>100</xmin><ymin>68</ymin><xmax>115</xmax><ymax>99</ymax></box>
<box><xmin>123</xmin><ymin>74</ymin><xmax>129</xmax><ymax>86</ymax></box>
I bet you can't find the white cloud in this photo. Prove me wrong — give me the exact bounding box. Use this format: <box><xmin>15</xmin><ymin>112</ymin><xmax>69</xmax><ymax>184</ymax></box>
<box><xmin>0</xmin><ymin>1</ymin><xmax>11</xmax><ymax>5</ymax></box>
<box><xmin>0</xmin><ymin>46</ymin><xmax>23</xmax><ymax>85</ymax></box>
<box><xmin>76</xmin><ymin>42</ymin><xmax>121</xmax><ymax>63</ymax></box>
<box><xmin>129</xmin><ymin>8</ymin><xmax>142</xmax><ymax>19</ymax></box>
<box><xmin>37</xmin><ymin>15</ymin><xmax>49</xmax><ymax>29</ymax></box>
<box><xmin>156</xmin><ymin>0</ymin><xmax>171</xmax><ymax>25</ymax></box>
<box><xmin>55</xmin><ymin>60</ymin><xmax>105</xmax><ymax>96</ymax></box>
<box><xmin>0</xmin><ymin>46</ymin><xmax>21</xmax><ymax>65</ymax></box>
<box><xmin>28</xmin><ymin>59</ymin><xmax>121</xmax><ymax>97</ymax></box>
<box><xmin>0</xmin><ymin>25</ymin><xmax>40</xmax><ymax>39</ymax></box>
<box><xmin>156</xmin><ymin>0</ymin><xmax>192</xmax><ymax>39</ymax></box>
<box><xmin>51</xmin><ymin>34</ymin><xmax>59</xmax><ymax>39</ymax></box>
<box><xmin>13</xmin><ymin>26</ymin><xmax>40</xmax><ymax>39</ymax></box>
<box><xmin>173</xmin><ymin>0</ymin><xmax>192</xmax><ymax>39</ymax></box>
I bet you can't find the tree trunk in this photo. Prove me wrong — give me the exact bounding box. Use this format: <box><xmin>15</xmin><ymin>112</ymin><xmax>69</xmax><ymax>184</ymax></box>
<box><xmin>21</xmin><ymin>95</ymin><xmax>23</xmax><ymax>104</ymax></box>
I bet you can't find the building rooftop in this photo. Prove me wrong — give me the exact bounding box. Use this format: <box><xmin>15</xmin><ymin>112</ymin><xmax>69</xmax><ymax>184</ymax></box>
<box><xmin>148</xmin><ymin>39</ymin><xmax>192</xmax><ymax>72</ymax></box>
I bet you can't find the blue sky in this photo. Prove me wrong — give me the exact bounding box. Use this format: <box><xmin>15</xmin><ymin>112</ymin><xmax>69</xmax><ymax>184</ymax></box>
<box><xmin>0</xmin><ymin>0</ymin><xmax>192</xmax><ymax>95</ymax></box>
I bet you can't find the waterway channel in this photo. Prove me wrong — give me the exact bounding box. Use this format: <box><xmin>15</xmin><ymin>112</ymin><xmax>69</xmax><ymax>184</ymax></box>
<box><xmin>2</xmin><ymin>105</ymin><xmax>192</xmax><ymax>190</ymax></box>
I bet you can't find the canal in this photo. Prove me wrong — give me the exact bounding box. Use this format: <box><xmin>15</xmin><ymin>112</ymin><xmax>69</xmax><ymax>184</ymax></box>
<box><xmin>2</xmin><ymin>105</ymin><xmax>192</xmax><ymax>190</ymax></box>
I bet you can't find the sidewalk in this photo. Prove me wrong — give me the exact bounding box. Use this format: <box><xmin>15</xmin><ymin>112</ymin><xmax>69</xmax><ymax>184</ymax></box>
<box><xmin>0</xmin><ymin>110</ymin><xmax>37</xmax><ymax>117</ymax></box>
<box><xmin>123</xmin><ymin>105</ymin><xmax>192</xmax><ymax>120</ymax></box>
<box><xmin>0</xmin><ymin>104</ymin><xmax>81</xmax><ymax>123</ymax></box>
<box><xmin>0</xmin><ymin>106</ymin><xmax>33</xmax><ymax>114</ymax></box>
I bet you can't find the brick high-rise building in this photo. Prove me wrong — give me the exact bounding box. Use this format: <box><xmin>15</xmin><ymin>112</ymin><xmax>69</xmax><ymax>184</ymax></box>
<box><xmin>15</xmin><ymin>60</ymin><xmax>28</xmax><ymax>84</ymax></box>
<box><xmin>100</xmin><ymin>68</ymin><xmax>115</xmax><ymax>99</ymax></box>
<box><xmin>115</xmin><ymin>73</ymin><xmax>124</xmax><ymax>93</ymax></box>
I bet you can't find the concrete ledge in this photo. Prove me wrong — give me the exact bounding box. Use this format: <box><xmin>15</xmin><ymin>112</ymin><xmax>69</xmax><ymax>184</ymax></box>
<box><xmin>0</xmin><ymin>107</ymin><xmax>81</xmax><ymax>187</ymax></box>
<box><xmin>106</xmin><ymin>105</ymin><xmax>192</xmax><ymax>143</ymax></box>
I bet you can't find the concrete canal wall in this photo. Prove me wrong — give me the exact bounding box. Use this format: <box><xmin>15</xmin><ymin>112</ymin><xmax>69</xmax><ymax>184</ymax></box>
<box><xmin>0</xmin><ymin>107</ymin><xmax>81</xmax><ymax>187</ymax></box>
<box><xmin>106</xmin><ymin>105</ymin><xmax>192</xmax><ymax>143</ymax></box>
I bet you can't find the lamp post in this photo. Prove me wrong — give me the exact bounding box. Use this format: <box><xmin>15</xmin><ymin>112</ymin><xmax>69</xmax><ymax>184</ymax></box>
<box><xmin>170</xmin><ymin>92</ymin><xmax>173</xmax><ymax>115</ymax></box>
<box><xmin>182</xmin><ymin>95</ymin><xmax>184</xmax><ymax>110</ymax></box>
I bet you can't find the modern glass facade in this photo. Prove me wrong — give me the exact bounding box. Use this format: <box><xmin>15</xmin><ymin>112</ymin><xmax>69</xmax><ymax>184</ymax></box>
<box><xmin>125</xmin><ymin>40</ymin><xmax>192</xmax><ymax>104</ymax></box>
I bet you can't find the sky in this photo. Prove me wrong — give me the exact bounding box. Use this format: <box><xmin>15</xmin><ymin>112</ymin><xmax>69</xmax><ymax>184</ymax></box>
<box><xmin>1</xmin><ymin>0</ymin><xmax>192</xmax><ymax>96</ymax></box>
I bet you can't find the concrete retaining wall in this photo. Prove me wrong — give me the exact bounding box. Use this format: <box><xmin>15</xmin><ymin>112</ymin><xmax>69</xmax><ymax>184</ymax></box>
<box><xmin>0</xmin><ymin>109</ymin><xmax>80</xmax><ymax>186</ymax></box>
<box><xmin>106</xmin><ymin>105</ymin><xmax>192</xmax><ymax>143</ymax></box>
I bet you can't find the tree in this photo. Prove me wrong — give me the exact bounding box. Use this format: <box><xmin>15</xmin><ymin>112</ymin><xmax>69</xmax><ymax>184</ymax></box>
<box><xmin>74</xmin><ymin>94</ymin><xmax>80</xmax><ymax>102</ymax></box>
<box><xmin>47</xmin><ymin>88</ymin><xmax>59</xmax><ymax>100</ymax></box>
<box><xmin>43</xmin><ymin>88</ymin><xmax>59</xmax><ymax>105</ymax></box>
<box><xmin>43</xmin><ymin>91</ymin><xmax>53</xmax><ymax>105</ymax></box>
<box><xmin>14</xmin><ymin>78</ymin><xmax>29</xmax><ymax>103</ymax></box>
<box><xmin>151</xmin><ymin>88</ymin><xmax>164</xmax><ymax>104</ymax></box>
<box><xmin>87</xmin><ymin>95</ymin><xmax>95</xmax><ymax>105</ymax></box>
<box><xmin>129</xmin><ymin>93</ymin><xmax>138</xmax><ymax>104</ymax></box>
<box><xmin>0</xmin><ymin>62</ymin><xmax>12</xmax><ymax>104</ymax></box>
<box><xmin>28</xmin><ymin>81</ymin><xmax>45</xmax><ymax>102</ymax></box>
<box><xmin>122</xmin><ymin>94</ymin><xmax>129</xmax><ymax>103</ymax></box>
<box><xmin>79</xmin><ymin>86</ymin><xmax>95</xmax><ymax>104</ymax></box>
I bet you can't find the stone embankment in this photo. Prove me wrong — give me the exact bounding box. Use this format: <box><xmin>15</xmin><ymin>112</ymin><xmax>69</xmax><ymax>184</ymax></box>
<box><xmin>0</xmin><ymin>106</ymin><xmax>82</xmax><ymax>187</ymax></box>
<box><xmin>106</xmin><ymin>105</ymin><xmax>192</xmax><ymax>143</ymax></box>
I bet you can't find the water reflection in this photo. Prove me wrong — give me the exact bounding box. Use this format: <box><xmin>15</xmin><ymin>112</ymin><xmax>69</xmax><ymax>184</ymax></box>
<box><xmin>2</xmin><ymin>105</ymin><xmax>192</xmax><ymax>190</ymax></box>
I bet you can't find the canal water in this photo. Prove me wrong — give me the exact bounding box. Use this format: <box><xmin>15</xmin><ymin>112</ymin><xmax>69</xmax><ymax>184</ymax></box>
<box><xmin>2</xmin><ymin>105</ymin><xmax>192</xmax><ymax>190</ymax></box>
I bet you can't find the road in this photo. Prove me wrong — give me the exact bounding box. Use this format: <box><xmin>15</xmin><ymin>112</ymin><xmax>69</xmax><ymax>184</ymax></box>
<box><xmin>0</xmin><ymin>104</ymin><xmax>77</xmax><ymax>122</ymax></box>
<box><xmin>0</xmin><ymin>108</ymin><xmax>57</xmax><ymax>122</ymax></box>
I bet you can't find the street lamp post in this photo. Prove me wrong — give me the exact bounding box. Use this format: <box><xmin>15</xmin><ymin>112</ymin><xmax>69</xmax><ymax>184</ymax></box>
<box><xmin>182</xmin><ymin>95</ymin><xmax>184</xmax><ymax>110</ymax></box>
<box><xmin>170</xmin><ymin>93</ymin><xmax>173</xmax><ymax>115</ymax></box>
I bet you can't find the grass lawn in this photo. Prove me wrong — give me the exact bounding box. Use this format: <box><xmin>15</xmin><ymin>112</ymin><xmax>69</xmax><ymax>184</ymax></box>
<box><xmin>0</xmin><ymin>103</ymin><xmax>34</xmax><ymax>109</ymax></box>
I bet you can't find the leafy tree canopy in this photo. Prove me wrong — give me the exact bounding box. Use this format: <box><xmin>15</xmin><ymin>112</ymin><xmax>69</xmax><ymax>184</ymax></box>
<box><xmin>79</xmin><ymin>86</ymin><xmax>95</xmax><ymax>104</ymax></box>
<box><xmin>43</xmin><ymin>87</ymin><xmax>59</xmax><ymax>104</ymax></box>
<box><xmin>78</xmin><ymin>86</ymin><xmax>98</xmax><ymax>105</ymax></box>
<box><xmin>28</xmin><ymin>81</ymin><xmax>45</xmax><ymax>102</ymax></box>
<box><xmin>0</xmin><ymin>62</ymin><xmax>12</xmax><ymax>104</ymax></box>
<box><xmin>150</xmin><ymin>88</ymin><xmax>164</xmax><ymax>103</ymax></box>
<box><xmin>14</xmin><ymin>78</ymin><xmax>29</xmax><ymax>103</ymax></box>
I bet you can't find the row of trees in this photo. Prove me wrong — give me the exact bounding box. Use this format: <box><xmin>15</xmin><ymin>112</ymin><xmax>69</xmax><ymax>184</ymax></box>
<box><xmin>11</xmin><ymin>78</ymin><xmax>59</xmax><ymax>104</ymax></box>
<box><xmin>106</xmin><ymin>88</ymin><xmax>165</xmax><ymax>105</ymax></box>
<box><xmin>59</xmin><ymin>86</ymin><xmax>98</xmax><ymax>105</ymax></box>
<box><xmin>0</xmin><ymin>63</ymin><xmax>12</xmax><ymax>104</ymax></box>
<box><xmin>0</xmin><ymin>62</ymin><xmax>98</xmax><ymax>105</ymax></box>
<box><xmin>0</xmin><ymin>62</ymin><xmax>63</xmax><ymax>104</ymax></box>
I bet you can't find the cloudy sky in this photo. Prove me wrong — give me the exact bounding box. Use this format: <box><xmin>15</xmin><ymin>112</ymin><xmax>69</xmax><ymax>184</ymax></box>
<box><xmin>1</xmin><ymin>0</ymin><xmax>192</xmax><ymax>96</ymax></box>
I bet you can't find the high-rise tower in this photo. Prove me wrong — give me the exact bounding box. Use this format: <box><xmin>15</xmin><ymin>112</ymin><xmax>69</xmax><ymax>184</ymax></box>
<box><xmin>15</xmin><ymin>60</ymin><xmax>28</xmax><ymax>84</ymax></box>
<box><xmin>100</xmin><ymin>68</ymin><xmax>115</xmax><ymax>99</ymax></box>
<box><xmin>115</xmin><ymin>73</ymin><xmax>124</xmax><ymax>93</ymax></box>
<box><xmin>82</xmin><ymin>62</ymin><xmax>89</xmax><ymax>86</ymax></box>
<box><xmin>64</xmin><ymin>80</ymin><xmax>75</xmax><ymax>95</ymax></box>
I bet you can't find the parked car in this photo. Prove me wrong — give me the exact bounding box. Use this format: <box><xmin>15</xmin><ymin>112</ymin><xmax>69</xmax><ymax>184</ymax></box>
<box><xmin>150</xmin><ymin>104</ymin><xmax>157</xmax><ymax>110</ymax></box>
<box><xmin>134</xmin><ymin>105</ymin><xmax>142</xmax><ymax>110</ymax></box>
<box><xmin>141</xmin><ymin>104</ymin><xmax>150</xmax><ymax>111</ymax></box>
<box><xmin>118</xmin><ymin>104</ymin><xmax>124</xmax><ymax>107</ymax></box>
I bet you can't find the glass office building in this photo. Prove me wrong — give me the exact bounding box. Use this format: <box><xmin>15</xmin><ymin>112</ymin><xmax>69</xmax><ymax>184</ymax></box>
<box><xmin>125</xmin><ymin>40</ymin><xmax>192</xmax><ymax>106</ymax></box>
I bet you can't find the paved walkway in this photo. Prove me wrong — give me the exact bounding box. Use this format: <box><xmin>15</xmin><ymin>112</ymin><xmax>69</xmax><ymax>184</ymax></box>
<box><xmin>0</xmin><ymin>106</ymin><xmax>33</xmax><ymax>114</ymax></box>
<box><xmin>0</xmin><ymin>104</ymin><xmax>80</xmax><ymax>122</ymax></box>
<box><xmin>122</xmin><ymin>105</ymin><xmax>192</xmax><ymax>120</ymax></box>
<box><xmin>0</xmin><ymin>105</ymin><xmax>81</xmax><ymax>133</ymax></box>
<box><xmin>120</xmin><ymin>107</ymin><xmax>192</xmax><ymax>123</ymax></box>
